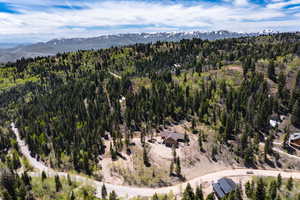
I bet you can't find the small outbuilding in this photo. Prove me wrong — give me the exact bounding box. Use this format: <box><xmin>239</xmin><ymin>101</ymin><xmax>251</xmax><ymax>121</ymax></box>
<box><xmin>212</xmin><ymin>178</ymin><xmax>236</xmax><ymax>199</ymax></box>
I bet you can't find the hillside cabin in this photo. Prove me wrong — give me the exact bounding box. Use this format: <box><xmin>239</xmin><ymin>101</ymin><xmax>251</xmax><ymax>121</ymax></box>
<box><xmin>164</xmin><ymin>137</ymin><xmax>179</xmax><ymax>148</ymax></box>
<box><xmin>289</xmin><ymin>133</ymin><xmax>300</xmax><ymax>148</ymax></box>
<box><xmin>212</xmin><ymin>178</ymin><xmax>236</xmax><ymax>199</ymax></box>
<box><xmin>160</xmin><ymin>130</ymin><xmax>185</xmax><ymax>147</ymax></box>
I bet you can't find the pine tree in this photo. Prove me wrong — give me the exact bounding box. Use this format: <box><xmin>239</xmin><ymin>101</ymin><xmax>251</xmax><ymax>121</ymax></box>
<box><xmin>143</xmin><ymin>146</ymin><xmax>150</xmax><ymax>167</ymax></box>
<box><xmin>198</xmin><ymin>133</ymin><xmax>203</xmax><ymax>151</ymax></box>
<box><xmin>287</xmin><ymin>177</ymin><xmax>293</xmax><ymax>191</ymax></box>
<box><xmin>0</xmin><ymin>168</ymin><xmax>15</xmax><ymax>199</ymax></box>
<box><xmin>277</xmin><ymin>173</ymin><xmax>282</xmax><ymax>189</ymax></box>
<box><xmin>278</xmin><ymin>71</ymin><xmax>286</xmax><ymax>98</ymax></box>
<box><xmin>211</xmin><ymin>145</ymin><xmax>217</xmax><ymax>161</ymax></box>
<box><xmin>67</xmin><ymin>174</ymin><xmax>72</xmax><ymax>186</ymax></box>
<box><xmin>172</xmin><ymin>145</ymin><xmax>177</xmax><ymax>162</ymax></box>
<box><xmin>2</xmin><ymin>190</ymin><xmax>12</xmax><ymax>200</ymax></box>
<box><xmin>110</xmin><ymin>143</ymin><xmax>117</xmax><ymax>160</ymax></box>
<box><xmin>268</xmin><ymin>60</ymin><xmax>276</xmax><ymax>81</ymax></box>
<box><xmin>69</xmin><ymin>191</ymin><xmax>75</xmax><ymax>200</ymax></box>
<box><xmin>102</xmin><ymin>184</ymin><xmax>108</xmax><ymax>199</ymax></box>
<box><xmin>195</xmin><ymin>185</ymin><xmax>204</xmax><ymax>200</ymax></box>
<box><xmin>152</xmin><ymin>193</ymin><xmax>159</xmax><ymax>200</ymax></box>
<box><xmin>291</xmin><ymin>100</ymin><xmax>300</xmax><ymax>128</ymax></box>
<box><xmin>54</xmin><ymin>175</ymin><xmax>62</xmax><ymax>192</ymax></box>
<box><xmin>175</xmin><ymin>157</ymin><xmax>181</xmax><ymax>177</ymax></box>
<box><xmin>283</xmin><ymin>133</ymin><xmax>290</xmax><ymax>150</ymax></box>
<box><xmin>162</xmin><ymin>194</ymin><xmax>168</xmax><ymax>200</ymax></box>
<box><xmin>182</xmin><ymin>183</ymin><xmax>194</xmax><ymax>200</ymax></box>
<box><xmin>269</xmin><ymin>180</ymin><xmax>277</xmax><ymax>200</ymax></box>
<box><xmin>41</xmin><ymin>171</ymin><xmax>47</xmax><ymax>182</ymax></box>
<box><xmin>206</xmin><ymin>193</ymin><xmax>215</xmax><ymax>200</ymax></box>
<box><xmin>109</xmin><ymin>190</ymin><xmax>118</xmax><ymax>200</ymax></box>
<box><xmin>255</xmin><ymin>178</ymin><xmax>265</xmax><ymax>200</ymax></box>
<box><xmin>245</xmin><ymin>181</ymin><xmax>253</xmax><ymax>198</ymax></box>
<box><xmin>234</xmin><ymin>184</ymin><xmax>243</xmax><ymax>200</ymax></box>
<box><xmin>192</xmin><ymin>118</ymin><xmax>196</xmax><ymax>130</ymax></box>
<box><xmin>264</xmin><ymin>136</ymin><xmax>273</xmax><ymax>160</ymax></box>
<box><xmin>11</xmin><ymin>151</ymin><xmax>20</xmax><ymax>170</ymax></box>
<box><xmin>184</xmin><ymin>132</ymin><xmax>190</xmax><ymax>144</ymax></box>
<box><xmin>244</xmin><ymin>147</ymin><xmax>254</xmax><ymax>167</ymax></box>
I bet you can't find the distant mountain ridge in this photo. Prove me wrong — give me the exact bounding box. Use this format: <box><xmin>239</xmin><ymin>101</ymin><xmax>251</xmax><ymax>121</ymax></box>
<box><xmin>0</xmin><ymin>30</ymin><xmax>265</xmax><ymax>63</ymax></box>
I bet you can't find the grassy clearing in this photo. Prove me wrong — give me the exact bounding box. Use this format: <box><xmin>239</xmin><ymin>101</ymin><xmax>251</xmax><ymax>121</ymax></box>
<box><xmin>112</xmin><ymin>145</ymin><xmax>173</xmax><ymax>187</ymax></box>
<box><xmin>252</xmin><ymin>176</ymin><xmax>300</xmax><ymax>199</ymax></box>
<box><xmin>0</xmin><ymin>67</ymin><xmax>39</xmax><ymax>90</ymax></box>
<box><xmin>31</xmin><ymin>176</ymin><xmax>98</xmax><ymax>200</ymax></box>
<box><xmin>173</xmin><ymin>65</ymin><xmax>243</xmax><ymax>93</ymax></box>
<box><xmin>173</xmin><ymin>71</ymin><xmax>203</xmax><ymax>92</ymax></box>
<box><xmin>129</xmin><ymin>191</ymin><xmax>176</xmax><ymax>200</ymax></box>
<box><xmin>131</xmin><ymin>77</ymin><xmax>152</xmax><ymax>92</ymax></box>
<box><xmin>217</xmin><ymin>65</ymin><xmax>243</xmax><ymax>87</ymax></box>
<box><xmin>287</xmin><ymin>56</ymin><xmax>300</xmax><ymax>72</ymax></box>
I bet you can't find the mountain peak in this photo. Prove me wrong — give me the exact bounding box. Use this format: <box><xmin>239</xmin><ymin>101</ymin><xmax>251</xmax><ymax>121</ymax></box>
<box><xmin>0</xmin><ymin>30</ymin><xmax>272</xmax><ymax>63</ymax></box>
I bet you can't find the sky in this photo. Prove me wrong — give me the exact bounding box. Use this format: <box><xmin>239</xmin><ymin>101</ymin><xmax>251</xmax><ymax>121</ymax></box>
<box><xmin>0</xmin><ymin>0</ymin><xmax>300</xmax><ymax>43</ymax></box>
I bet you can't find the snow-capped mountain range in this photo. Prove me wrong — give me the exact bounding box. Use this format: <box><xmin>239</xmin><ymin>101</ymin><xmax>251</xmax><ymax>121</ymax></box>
<box><xmin>0</xmin><ymin>30</ymin><xmax>277</xmax><ymax>63</ymax></box>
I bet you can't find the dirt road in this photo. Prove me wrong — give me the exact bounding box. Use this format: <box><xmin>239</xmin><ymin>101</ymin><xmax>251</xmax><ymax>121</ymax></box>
<box><xmin>109</xmin><ymin>71</ymin><xmax>121</xmax><ymax>79</ymax></box>
<box><xmin>259</xmin><ymin>142</ymin><xmax>300</xmax><ymax>161</ymax></box>
<box><xmin>11</xmin><ymin>123</ymin><xmax>300</xmax><ymax>199</ymax></box>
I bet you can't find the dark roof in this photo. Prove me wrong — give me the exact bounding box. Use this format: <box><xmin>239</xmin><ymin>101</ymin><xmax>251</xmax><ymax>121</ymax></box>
<box><xmin>290</xmin><ymin>133</ymin><xmax>300</xmax><ymax>141</ymax></box>
<box><xmin>270</xmin><ymin>114</ymin><xmax>280</xmax><ymax>121</ymax></box>
<box><xmin>212</xmin><ymin>183</ymin><xmax>226</xmax><ymax>198</ymax></box>
<box><xmin>213</xmin><ymin>178</ymin><xmax>236</xmax><ymax>199</ymax></box>
<box><xmin>160</xmin><ymin>130</ymin><xmax>184</xmax><ymax>140</ymax></box>
<box><xmin>219</xmin><ymin>178</ymin><xmax>236</xmax><ymax>193</ymax></box>
<box><xmin>164</xmin><ymin>137</ymin><xmax>178</xmax><ymax>142</ymax></box>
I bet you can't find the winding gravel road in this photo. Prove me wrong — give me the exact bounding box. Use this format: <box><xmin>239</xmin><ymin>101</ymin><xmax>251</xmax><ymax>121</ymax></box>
<box><xmin>11</xmin><ymin>123</ymin><xmax>300</xmax><ymax>199</ymax></box>
<box><xmin>259</xmin><ymin>142</ymin><xmax>300</xmax><ymax>161</ymax></box>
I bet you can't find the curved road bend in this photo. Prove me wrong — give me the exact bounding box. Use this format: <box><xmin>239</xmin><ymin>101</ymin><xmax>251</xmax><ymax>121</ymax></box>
<box><xmin>11</xmin><ymin>123</ymin><xmax>300</xmax><ymax>198</ymax></box>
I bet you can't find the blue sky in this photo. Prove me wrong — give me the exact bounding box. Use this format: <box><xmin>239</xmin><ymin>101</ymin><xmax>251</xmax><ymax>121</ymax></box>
<box><xmin>0</xmin><ymin>0</ymin><xmax>300</xmax><ymax>43</ymax></box>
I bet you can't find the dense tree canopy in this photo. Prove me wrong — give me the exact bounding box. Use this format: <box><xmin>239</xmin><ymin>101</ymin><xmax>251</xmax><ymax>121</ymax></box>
<box><xmin>0</xmin><ymin>32</ymin><xmax>299</xmax><ymax>174</ymax></box>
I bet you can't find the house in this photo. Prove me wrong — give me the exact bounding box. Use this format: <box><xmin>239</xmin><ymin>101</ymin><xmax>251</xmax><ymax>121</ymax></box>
<box><xmin>119</xmin><ymin>96</ymin><xmax>126</xmax><ymax>104</ymax></box>
<box><xmin>269</xmin><ymin>114</ymin><xmax>280</xmax><ymax>128</ymax></box>
<box><xmin>164</xmin><ymin>137</ymin><xmax>179</xmax><ymax>148</ymax></box>
<box><xmin>160</xmin><ymin>130</ymin><xmax>185</xmax><ymax>147</ymax></box>
<box><xmin>269</xmin><ymin>120</ymin><xmax>279</xmax><ymax>128</ymax></box>
<box><xmin>289</xmin><ymin>133</ymin><xmax>300</xmax><ymax>148</ymax></box>
<box><xmin>212</xmin><ymin>178</ymin><xmax>236</xmax><ymax>199</ymax></box>
<box><xmin>270</xmin><ymin>114</ymin><xmax>280</xmax><ymax>121</ymax></box>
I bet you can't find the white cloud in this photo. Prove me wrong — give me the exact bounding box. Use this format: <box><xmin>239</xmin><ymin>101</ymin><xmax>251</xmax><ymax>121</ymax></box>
<box><xmin>267</xmin><ymin>0</ymin><xmax>300</xmax><ymax>9</ymax></box>
<box><xmin>0</xmin><ymin>0</ymin><xmax>299</xmax><ymax>42</ymax></box>
<box><xmin>234</xmin><ymin>0</ymin><xmax>249</xmax><ymax>6</ymax></box>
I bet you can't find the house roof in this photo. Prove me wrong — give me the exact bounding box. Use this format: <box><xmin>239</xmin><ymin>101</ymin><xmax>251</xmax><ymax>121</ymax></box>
<box><xmin>270</xmin><ymin>114</ymin><xmax>280</xmax><ymax>121</ymax></box>
<box><xmin>164</xmin><ymin>137</ymin><xmax>178</xmax><ymax>143</ymax></box>
<box><xmin>213</xmin><ymin>178</ymin><xmax>236</xmax><ymax>198</ymax></box>
<box><xmin>290</xmin><ymin>133</ymin><xmax>300</xmax><ymax>141</ymax></box>
<box><xmin>160</xmin><ymin>130</ymin><xmax>184</xmax><ymax>140</ymax></box>
<box><xmin>219</xmin><ymin>178</ymin><xmax>236</xmax><ymax>193</ymax></box>
<box><xmin>212</xmin><ymin>183</ymin><xmax>225</xmax><ymax>198</ymax></box>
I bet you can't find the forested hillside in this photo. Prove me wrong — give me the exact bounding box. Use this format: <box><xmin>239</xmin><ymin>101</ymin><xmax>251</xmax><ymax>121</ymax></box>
<box><xmin>0</xmin><ymin>33</ymin><xmax>300</xmax><ymax>193</ymax></box>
